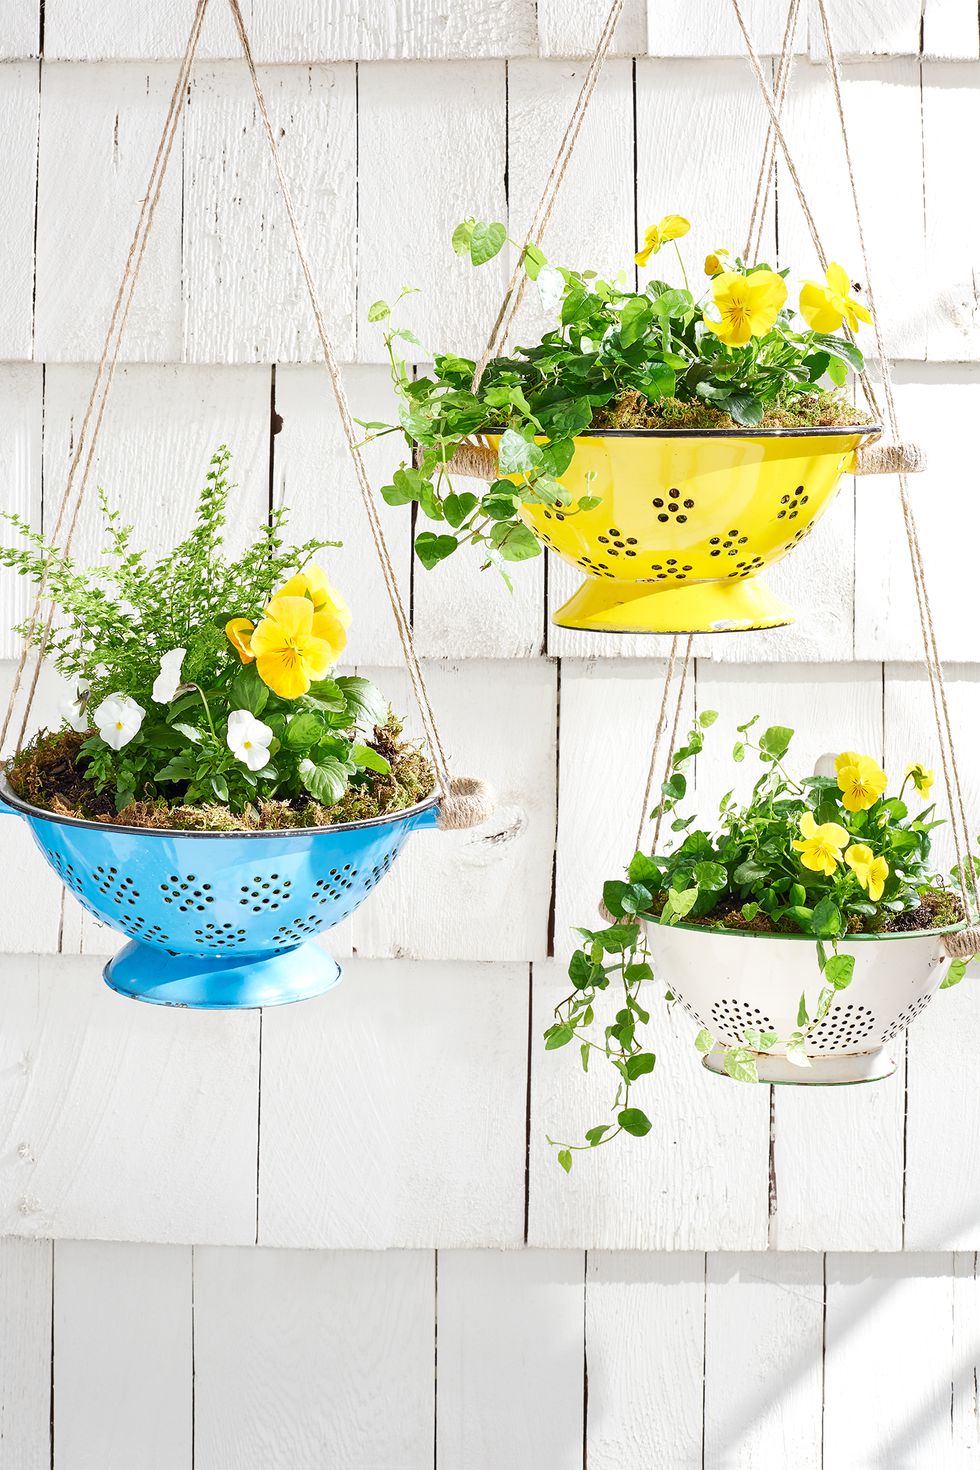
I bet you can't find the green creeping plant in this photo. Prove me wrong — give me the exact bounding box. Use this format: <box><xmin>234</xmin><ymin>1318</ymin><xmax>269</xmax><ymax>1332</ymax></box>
<box><xmin>363</xmin><ymin>220</ymin><xmax>867</xmax><ymax>583</ymax></box>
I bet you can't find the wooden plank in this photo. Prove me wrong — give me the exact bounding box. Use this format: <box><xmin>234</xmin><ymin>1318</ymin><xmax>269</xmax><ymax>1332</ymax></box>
<box><xmin>0</xmin><ymin>63</ymin><xmax>39</xmax><ymax>359</ymax></box>
<box><xmin>356</xmin><ymin>62</ymin><xmax>507</xmax><ymax>365</ymax></box>
<box><xmin>952</xmin><ymin>1253</ymin><xmax>980</xmax><ymax>1458</ymax></box>
<box><xmin>351</xmin><ymin>659</ymin><xmax>557</xmax><ymax>962</ymax></box>
<box><xmin>824</xmin><ymin>1253</ymin><xmax>958</xmax><ymax>1467</ymax></box>
<box><xmin>0</xmin><ymin>954</ymin><xmax>259</xmax><ymax>1244</ymax></box>
<box><xmin>0</xmin><ymin>1</ymin><xmax>39</xmax><ymax>59</ymax></box>
<box><xmin>585</xmin><ymin>1252</ymin><xmax>704</xmax><ymax>1470</ymax></box>
<box><xmin>54</xmin><ymin>1240</ymin><xmax>192</xmax><ymax>1470</ymax></box>
<box><xmin>272</xmin><ymin>364</ymin><xmax>413</xmax><ymax>667</ymax></box>
<box><xmin>258</xmin><ymin>959</ymin><xmax>527</xmax><ymax>1248</ymax></box>
<box><xmin>704</xmin><ymin>1253</ymin><xmax>824</xmax><ymax>1468</ymax></box>
<box><xmin>538</xmin><ymin>0</ymin><xmax>647</xmax><ymax>57</ymax></box>
<box><xmin>41</xmin><ymin>363</ymin><xmax>271</xmax><ymax>567</ymax></box>
<box><xmin>808</xmin><ymin>0</ymin><xmax>923</xmax><ymax>58</ymax></box>
<box><xmin>0</xmin><ymin>365</ymin><xmax>43</xmax><ymax>659</ymax></box>
<box><xmin>44</xmin><ymin>0</ymin><xmax>536</xmax><ymax>61</ymax></box>
<box><xmin>194</xmin><ymin>1244</ymin><xmax>434</xmax><ymax>1470</ymax></box>
<box><xmin>529</xmin><ymin>959</ymin><xmax>770</xmax><ymax>1249</ymax></box>
<box><xmin>552</xmin><ymin>657</ymin><xmax>695</xmax><ymax>964</ymax></box>
<box><xmin>0</xmin><ymin>1238</ymin><xmax>50</xmax><ymax>1470</ymax></box>
<box><xmin>923</xmin><ymin>1</ymin><xmax>980</xmax><ymax>58</ymax></box>
<box><xmin>183</xmin><ymin>63</ymin><xmax>357</xmax><ymax>365</ymax></box>
<box><xmin>776</xmin><ymin>59</ymin><xmax>925</xmax><ymax>360</ymax></box>
<box><xmin>34</xmin><ymin>62</ymin><xmax>183</xmax><ymax>364</ymax></box>
<box><xmin>648</xmin><ymin>1</ymin><xmax>799</xmax><ymax>56</ymax></box>
<box><xmin>855</xmin><ymin>371</ymin><xmax>978</xmax><ymax>661</ymax></box>
<box><xmin>506</xmin><ymin>60</ymin><xmax>634</xmax><ymax>350</ymax></box>
<box><xmin>436</xmin><ymin>1248</ymin><xmax>584</xmax><ymax>1470</ymax></box>
<box><xmin>924</xmin><ymin>64</ymin><xmax>980</xmax><ymax>359</ymax></box>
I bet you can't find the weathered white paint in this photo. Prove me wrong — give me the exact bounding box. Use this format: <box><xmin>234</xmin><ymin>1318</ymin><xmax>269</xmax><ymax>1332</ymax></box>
<box><xmin>0</xmin><ymin>64</ymin><xmax>39</xmax><ymax>361</ymax></box>
<box><xmin>924</xmin><ymin>64</ymin><xmax>980</xmax><ymax>358</ymax></box>
<box><xmin>193</xmin><ymin>1244</ymin><xmax>435</xmax><ymax>1470</ymax></box>
<box><xmin>54</xmin><ymin>1239</ymin><xmax>192</xmax><ymax>1470</ymax></box>
<box><xmin>0</xmin><ymin>1237</ymin><xmax>50</xmax><ymax>1470</ymax></box>
<box><xmin>183</xmin><ymin>63</ymin><xmax>357</xmax><ymax>364</ymax></box>
<box><xmin>257</xmin><ymin>960</ymin><xmax>528</xmax><ymax>1248</ymax></box>
<box><xmin>0</xmin><ymin>366</ymin><xmax>43</xmax><ymax>660</ymax></box>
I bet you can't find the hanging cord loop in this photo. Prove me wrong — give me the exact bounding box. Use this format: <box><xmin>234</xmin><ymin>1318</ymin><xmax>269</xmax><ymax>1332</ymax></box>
<box><xmin>730</xmin><ymin>0</ymin><xmax>977</xmax><ymax>938</ymax></box>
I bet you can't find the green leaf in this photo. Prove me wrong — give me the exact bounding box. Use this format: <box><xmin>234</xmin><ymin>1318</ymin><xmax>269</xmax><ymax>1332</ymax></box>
<box><xmin>334</xmin><ymin>676</ymin><xmax>387</xmax><ymax>730</ymax></box>
<box><xmin>666</xmin><ymin>885</ymin><xmax>699</xmax><ymax>920</ymax></box>
<box><xmin>694</xmin><ymin>1028</ymin><xmax>715</xmax><ymax>1054</ymax></box>
<box><xmin>722</xmin><ymin>392</ymin><xmax>764</xmax><ymax>426</ymax></box>
<box><xmin>350</xmin><ymin>742</ymin><xmax>391</xmax><ymax>775</ymax></box>
<box><xmin>699</xmin><ymin>709</ymin><xmax>719</xmax><ymax>728</ymax></box>
<box><xmin>733</xmin><ymin>741</ymin><xmax>745</xmax><ymax>763</ymax></box>
<box><xmin>544</xmin><ymin>1022</ymin><xmax>575</xmax><ymax>1050</ymax></box>
<box><xmin>568</xmin><ymin>949</ymin><xmax>601</xmax><ymax>990</ymax></box>
<box><xmin>693</xmin><ymin>860</ymin><xmax>728</xmax><ymax>893</ymax></box>
<box><xmin>497</xmin><ymin>428</ymin><xmax>542</xmax><ymax>475</ymax></box>
<box><xmin>469</xmin><ymin>220</ymin><xmax>507</xmax><ymax>266</ymax></box>
<box><xmin>941</xmin><ymin>957</ymin><xmax>969</xmax><ymax>989</ymax></box>
<box><xmin>522</xmin><ymin>242</ymin><xmax>547</xmax><ymax>279</ymax></box>
<box><xmin>228</xmin><ymin>662</ymin><xmax>269</xmax><ymax>717</ymax></box>
<box><xmin>723</xmin><ymin>1047</ymin><xmax>759</xmax><ymax>1084</ymax></box>
<box><xmin>580</xmin><ymin>1043</ymin><xmax>590</xmax><ymax>1072</ymax></box>
<box><xmin>284</xmin><ymin>711</ymin><xmax>325</xmax><ymax>751</ymax></box>
<box><xmin>557</xmin><ymin>1148</ymin><xmax>572</xmax><ymax>1174</ymax></box>
<box><xmin>618</xmin><ymin>1107</ymin><xmax>652</xmax><ymax>1137</ymax></box>
<box><xmin>811</xmin><ymin>898</ymin><xmax>843</xmax><ymax>939</ymax></box>
<box><xmin>785</xmin><ymin>1038</ymin><xmax>812</xmax><ymax>1068</ymax></box>
<box><xmin>451</xmin><ymin>219</ymin><xmax>474</xmax><ymax>256</ymax></box>
<box><xmin>759</xmin><ymin>725</ymin><xmax>794</xmax><ymax>761</ymax></box>
<box><xmin>796</xmin><ymin>991</ymin><xmax>809</xmax><ymax>1027</ymax></box>
<box><xmin>443</xmin><ymin>491</ymin><xmax>479</xmax><ymax>529</ymax></box>
<box><xmin>298</xmin><ymin>755</ymin><xmax>349</xmax><ymax>806</ymax></box>
<box><xmin>414</xmin><ymin>532</ymin><xmax>459</xmax><ymax>569</ymax></box>
<box><xmin>624</xmin><ymin>1052</ymin><xmax>656</xmax><ymax>1081</ymax></box>
<box><xmin>824</xmin><ymin>953</ymin><xmax>855</xmax><ymax>990</ymax></box>
<box><xmin>367</xmin><ymin>300</ymin><xmax>390</xmax><ymax>323</ymax></box>
<box><xmin>381</xmin><ymin>467</ymin><xmax>426</xmax><ymax>507</ymax></box>
<box><xmin>489</xmin><ymin>521</ymin><xmax>542</xmax><ymax>562</ymax></box>
<box><xmin>741</xmin><ymin>902</ymin><xmax>760</xmax><ymax>922</ymax></box>
<box><xmin>585</xmin><ymin>1124</ymin><xmax>611</xmax><ymax>1146</ymax></box>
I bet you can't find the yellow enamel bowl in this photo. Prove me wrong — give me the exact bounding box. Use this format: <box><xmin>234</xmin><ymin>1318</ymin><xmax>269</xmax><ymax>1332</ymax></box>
<box><xmin>485</xmin><ymin>427</ymin><xmax>880</xmax><ymax>634</ymax></box>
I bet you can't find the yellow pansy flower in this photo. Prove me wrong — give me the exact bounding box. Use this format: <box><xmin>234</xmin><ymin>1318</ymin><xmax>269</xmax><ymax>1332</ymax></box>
<box><xmin>905</xmin><ymin>761</ymin><xmax>934</xmax><ymax>800</ymax></box>
<box><xmin>836</xmin><ymin>754</ymin><xmax>888</xmax><ymax>813</ymax></box>
<box><xmin>704</xmin><ymin>249</ymin><xmax>729</xmax><ymax>277</ymax></box>
<box><xmin>635</xmin><ymin>214</ymin><xmax>690</xmax><ymax>266</ymax></box>
<box><xmin>799</xmin><ymin>261</ymin><xmax>872</xmax><ymax>334</ymax></box>
<box><xmin>226</xmin><ymin>617</ymin><xmax>256</xmax><ymax>664</ymax></box>
<box><xmin>793</xmin><ymin>811</ymin><xmax>849</xmax><ymax>877</ymax></box>
<box><xmin>276</xmin><ymin>563</ymin><xmax>352</xmax><ymax>632</ymax></box>
<box><xmin>249</xmin><ymin>595</ymin><xmax>345</xmax><ymax>700</ymax></box>
<box><xmin>702</xmin><ymin>269</ymin><xmax>788</xmax><ymax>347</ymax></box>
<box><xmin>845</xmin><ymin>843</ymin><xmax>889</xmax><ymax>902</ymax></box>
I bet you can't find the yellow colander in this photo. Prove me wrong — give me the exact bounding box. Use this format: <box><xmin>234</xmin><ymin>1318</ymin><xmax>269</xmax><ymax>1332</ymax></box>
<box><xmin>485</xmin><ymin>428</ymin><xmax>879</xmax><ymax>634</ymax></box>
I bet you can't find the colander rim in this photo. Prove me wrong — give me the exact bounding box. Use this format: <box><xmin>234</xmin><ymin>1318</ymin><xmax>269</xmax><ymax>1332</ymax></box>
<box><xmin>0</xmin><ymin>772</ymin><xmax>441</xmax><ymax>839</ymax></box>
<box><xmin>643</xmin><ymin>913</ymin><xmax>966</xmax><ymax>943</ymax></box>
<box><xmin>482</xmin><ymin>424</ymin><xmax>882</xmax><ymax>441</ymax></box>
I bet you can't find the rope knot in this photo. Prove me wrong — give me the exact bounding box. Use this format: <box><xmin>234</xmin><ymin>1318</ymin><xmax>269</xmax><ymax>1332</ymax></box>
<box><xmin>854</xmin><ymin>442</ymin><xmax>927</xmax><ymax>477</ymax></box>
<box><xmin>437</xmin><ymin>776</ymin><xmax>496</xmax><ymax>831</ymax></box>
<box><xmin>943</xmin><ymin>928</ymin><xmax>980</xmax><ymax>959</ymax></box>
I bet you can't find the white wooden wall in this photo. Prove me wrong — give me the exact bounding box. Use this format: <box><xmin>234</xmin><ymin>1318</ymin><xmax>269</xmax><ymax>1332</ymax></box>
<box><xmin>2</xmin><ymin>2</ymin><xmax>980</xmax><ymax>1464</ymax></box>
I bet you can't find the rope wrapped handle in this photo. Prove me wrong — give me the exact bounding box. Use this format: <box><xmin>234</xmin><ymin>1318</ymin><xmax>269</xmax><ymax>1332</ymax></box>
<box><xmin>943</xmin><ymin>929</ymin><xmax>980</xmax><ymax>958</ymax></box>
<box><xmin>437</xmin><ymin>776</ymin><xmax>496</xmax><ymax>831</ymax></box>
<box><xmin>854</xmin><ymin>442</ymin><xmax>927</xmax><ymax>476</ymax></box>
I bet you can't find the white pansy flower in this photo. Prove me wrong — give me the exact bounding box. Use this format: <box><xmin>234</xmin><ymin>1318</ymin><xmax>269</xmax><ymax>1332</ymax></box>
<box><xmin>152</xmin><ymin>647</ymin><xmax>187</xmax><ymax>705</ymax></box>
<box><xmin>536</xmin><ymin>263</ymin><xmax>565</xmax><ymax>313</ymax></box>
<box><xmin>59</xmin><ymin>686</ymin><xmax>90</xmax><ymax>732</ymax></box>
<box><xmin>94</xmin><ymin>693</ymin><xmax>145</xmax><ymax>751</ymax></box>
<box><xmin>226</xmin><ymin>709</ymin><xmax>273</xmax><ymax>772</ymax></box>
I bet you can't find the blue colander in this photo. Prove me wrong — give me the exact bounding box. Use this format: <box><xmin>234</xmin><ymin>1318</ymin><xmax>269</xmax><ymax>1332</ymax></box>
<box><xmin>0</xmin><ymin>776</ymin><xmax>440</xmax><ymax>1009</ymax></box>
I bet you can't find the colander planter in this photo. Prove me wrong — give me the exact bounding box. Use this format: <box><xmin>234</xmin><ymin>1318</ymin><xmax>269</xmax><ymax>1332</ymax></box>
<box><xmin>0</xmin><ymin>777</ymin><xmax>439</xmax><ymax>1009</ymax></box>
<box><xmin>484</xmin><ymin>427</ymin><xmax>879</xmax><ymax>634</ymax></box>
<box><xmin>641</xmin><ymin>917</ymin><xmax>964</xmax><ymax>1085</ymax></box>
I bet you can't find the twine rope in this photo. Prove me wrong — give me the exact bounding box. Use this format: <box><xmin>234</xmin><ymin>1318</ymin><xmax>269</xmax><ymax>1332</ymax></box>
<box><xmin>742</xmin><ymin>0</ymin><xmax>802</xmax><ymax>263</ymax></box>
<box><xmin>651</xmin><ymin>636</ymin><xmax>694</xmax><ymax>852</ymax></box>
<box><xmin>1</xmin><ymin>0</ymin><xmax>212</xmax><ymax>753</ymax></box>
<box><xmin>472</xmin><ymin>0</ymin><xmax>625</xmax><ymax>387</ymax></box>
<box><xmin>634</xmin><ymin>636</ymin><xmax>680</xmax><ymax>852</ymax></box>
<box><xmin>731</xmin><ymin>0</ymin><xmax>975</xmax><ymax>916</ymax></box>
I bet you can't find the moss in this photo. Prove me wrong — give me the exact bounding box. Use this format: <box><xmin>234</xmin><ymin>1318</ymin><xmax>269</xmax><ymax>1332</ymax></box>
<box><xmin>651</xmin><ymin>884</ymin><xmax>964</xmax><ymax>938</ymax></box>
<box><xmin>6</xmin><ymin>717</ymin><xmax>435</xmax><ymax>832</ymax></box>
<box><xmin>590</xmin><ymin>389</ymin><xmax>873</xmax><ymax>433</ymax></box>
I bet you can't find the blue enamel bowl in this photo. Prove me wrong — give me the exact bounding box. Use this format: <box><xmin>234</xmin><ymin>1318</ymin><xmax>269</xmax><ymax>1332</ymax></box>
<box><xmin>0</xmin><ymin>776</ymin><xmax>440</xmax><ymax>1009</ymax></box>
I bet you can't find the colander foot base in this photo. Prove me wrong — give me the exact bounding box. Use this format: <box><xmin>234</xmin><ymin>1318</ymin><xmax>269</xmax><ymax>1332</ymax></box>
<box><xmin>703</xmin><ymin>1045</ymin><xmax>896</xmax><ymax>1086</ymax></box>
<box><xmin>552</xmin><ymin>574</ymin><xmax>794</xmax><ymax>634</ymax></box>
<box><xmin>103</xmin><ymin>940</ymin><xmax>342</xmax><ymax>1010</ymax></box>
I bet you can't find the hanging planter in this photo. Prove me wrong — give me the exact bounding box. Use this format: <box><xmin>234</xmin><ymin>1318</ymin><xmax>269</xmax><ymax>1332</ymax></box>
<box><xmin>542</xmin><ymin>713</ymin><xmax>976</xmax><ymax>1172</ymax></box>
<box><xmin>368</xmin><ymin>217</ymin><xmax>921</xmax><ymax>634</ymax></box>
<box><xmin>0</xmin><ymin>447</ymin><xmax>491</xmax><ymax>1010</ymax></box>
<box><xmin>642</xmin><ymin>920</ymin><xmax>961</xmax><ymax>1084</ymax></box>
